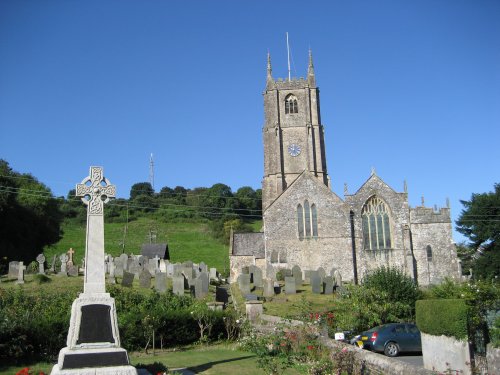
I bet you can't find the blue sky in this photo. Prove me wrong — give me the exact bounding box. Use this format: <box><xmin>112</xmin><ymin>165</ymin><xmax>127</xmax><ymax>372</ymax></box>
<box><xmin>0</xmin><ymin>1</ymin><xmax>499</xmax><ymax>242</ymax></box>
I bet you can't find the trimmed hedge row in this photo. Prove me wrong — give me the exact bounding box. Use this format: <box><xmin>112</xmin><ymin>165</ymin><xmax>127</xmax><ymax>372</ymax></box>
<box><xmin>416</xmin><ymin>299</ymin><xmax>468</xmax><ymax>340</ymax></box>
<box><xmin>0</xmin><ymin>285</ymin><xmax>235</xmax><ymax>363</ymax></box>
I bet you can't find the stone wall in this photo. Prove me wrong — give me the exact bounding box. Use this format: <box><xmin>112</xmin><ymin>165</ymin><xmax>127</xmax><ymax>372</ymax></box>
<box><xmin>487</xmin><ymin>343</ymin><xmax>500</xmax><ymax>375</ymax></box>
<box><xmin>421</xmin><ymin>332</ymin><xmax>472</xmax><ymax>374</ymax></box>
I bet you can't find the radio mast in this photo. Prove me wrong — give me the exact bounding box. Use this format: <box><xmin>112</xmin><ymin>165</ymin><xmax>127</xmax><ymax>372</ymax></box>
<box><xmin>149</xmin><ymin>153</ymin><xmax>155</xmax><ymax>191</ymax></box>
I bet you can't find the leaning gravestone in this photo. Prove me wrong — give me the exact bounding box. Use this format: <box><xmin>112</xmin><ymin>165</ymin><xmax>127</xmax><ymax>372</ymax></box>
<box><xmin>263</xmin><ymin>279</ymin><xmax>275</xmax><ymax>298</ymax></box>
<box><xmin>122</xmin><ymin>270</ymin><xmax>135</xmax><ymax>287</ymax></box>
<box><xmin>253</xmin><ymin>267</ymin><xmax>263</xmax><ymax>288</ymax></box>
<box><xmin>155</xmin><ymin>272</ymin><xmax>167</xmax><ymax>293</ymax></box>
<box><xmin>51</xmin><ymin>166</ymin><xmax>136</xmax><ymax>374</ymax></box>
<box><xmin>139</xmin><ymin>269</ymin><xmax>152</xmax><ymax>289</ymax></box>
<box><xmin>36</xmin><ymin>254</ymin><xmax>46</xmax><ymax>274</ymax></box>
<box><xmin>285</xmin><ymin>277</ymin><xmax>296</xmax><ymax>294</ymax></box>
<box><xmin>311</xmin><ymin>275</ymin><xmax>322</xmax><ymax>294</ymax></box>
<box><xmin>16</xmin><ymin>261</ymin><xmax>26</xmax><ymax>284</ymax></box>
<box><xmin>238</xmin><ymin>274</ymin><xmax>251</xmax><ymax>295</ymax></box>
<box><xmin>8</xmin><ymin>261</ymin><xmax>19</xmax><ymax>278</ymax></box>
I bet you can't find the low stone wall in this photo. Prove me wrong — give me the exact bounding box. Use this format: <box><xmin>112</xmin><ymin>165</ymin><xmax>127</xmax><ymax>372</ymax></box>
<box><xmin>421</xmin><ymin>332</ymin><xmax>471</xmax><ymax>374</ymax></box>
<box><xmin>320</xmin><ymin>337</ymin><xmax>433</xmax><ymax>375</ymax></box>
<box><xmin>487</xmin><ymin>343</ymin><xmax>500</xmax><ymax>375</ymax></box>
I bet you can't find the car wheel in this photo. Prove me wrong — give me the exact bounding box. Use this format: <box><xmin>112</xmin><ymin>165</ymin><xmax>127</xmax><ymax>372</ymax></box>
<box><xmin>384</xmin><ymin>342</ymin><xmax>399</xmax><ymax>357</ymax></box>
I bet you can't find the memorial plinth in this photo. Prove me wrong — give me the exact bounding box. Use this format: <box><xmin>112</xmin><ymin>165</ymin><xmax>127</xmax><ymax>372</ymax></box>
<box><xmin>51</xmin><ymin>167</ymin><xmax>137</xmax><ymax>375</ymax></box>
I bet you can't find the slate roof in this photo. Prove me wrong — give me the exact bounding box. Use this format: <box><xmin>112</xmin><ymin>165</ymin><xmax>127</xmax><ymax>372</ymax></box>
<box><xmin>231</xmin><ymin>232</ymin><xmax>265</xmax><ymax>258</ymax></box>
<box><xmin>140</xmin><ymin>243</ymin><xmax>169</xmax><ymax>259</ymax></box>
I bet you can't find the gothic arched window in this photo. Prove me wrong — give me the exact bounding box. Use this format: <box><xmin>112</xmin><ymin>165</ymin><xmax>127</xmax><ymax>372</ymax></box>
<box><xmin>297</xmin><ymin>204</ymin><xmax>304</xmax><ymax>239</ymax></box>
<box><xmin>426</xmin><ymin>245</ymin><xmax>433</xmax><ymax>262</ymax></box>
<box><xmin>297</xmin><ymin>200</ymin><xmax>318</xmax><ymax>239</ymax></box>
<box><xmin>285</xmin><ymin>94</ymin><xmax>298</xmax><ymax>114</ymax></box>
<box><xmin>362</xmin><ymin>196</ymin><xmax>392</xmax><ymax>250</ymax></box>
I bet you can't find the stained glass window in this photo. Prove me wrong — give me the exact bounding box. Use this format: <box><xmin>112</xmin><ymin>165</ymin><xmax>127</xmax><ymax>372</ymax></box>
<box><xmin>362</xmin><ymin>196</ymin><xmax>392</xmax><ymax>250</ymax></box>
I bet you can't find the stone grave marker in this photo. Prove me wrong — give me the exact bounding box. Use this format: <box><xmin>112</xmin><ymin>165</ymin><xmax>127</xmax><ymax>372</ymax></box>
<box><xmin>216</xmin><ymin>285</ymin><xmax>229</xmax><ymax>304</ymax></box>
<box><xmin>68</xmin><ymin>265</ymin><xmax>79</xmax><ymax>277</ymax></box>
<box><xmin>107</xmin><ymin>259</ymin><xmax>116</xmax><ymax>283</ymax></box>
<box><xmin>274</xmin><ymin>281</ymin><xmax>282</xmax><ymax>294</ymax></box>
<box><xmin>209</xmin><ymin>267</ymin><xmax>218</xmax><ymax>280</ymax></box>
<box><xmin>173</xmin><ymin>276</ymin><xmax>185</xmax><ymax>296</ymax></box>
<box><xmin>245</xmin><ymin>294</ymin><xmax>258</xmax><ymax>301</ymax></box>
<box><xmin>263</xmin><ymin>279</ymin><xmax>275</xmax><ymax>298</ymax></box>
<box><xmin>333</xmin><ymin>269</ymin><xmax>342</xmax><ymax>288</ymax></box>
<box><xmin>253</xmin><ymin>266</ymin><xmax>263</xmax><ymax>288</ymax></box>
<box><xmin>311</xmin><ymin>275</ymin><xmax>322</xmax><ymax>294</ymax></box>
<box><xmin>192</xmin><ymin>276</ymin><xmax>204</xmax><ymax>299</ymax></box>
<box><xmin>51</xmin><ymin>166</ymin><xmax>136</xmax><ymax>374</ymax></box>
<box><xmin>292</xmin><ymin>265</ymin><xmax>302</xmax><ymax>287</ymax></box>
<box><xmin>128</xmin><ymin>259</ymin><xmax>140</xmax><ymax>275</ymax></box>
<box><xmin>139</xmin><ymin>269</ymin><xmax>152</xmax><ymax>289</ymax></box>
<box><xmin>155</xmin><ymin>272</ymin><xmax>167</xmax><ymax>293</ymax></box>
<box><xmin>8</xmin><ymin>261</ymin><xmax>19</xmax><ymax>278</ymax></box>
<box><xmin>16</xmin><ymin>261</ymin><xmax>26</xmax><ymax>284</ymax></box>
<box><xmin>182</xmin><ymin>260</ymin><xmax>193</xmax><ymax>268</ymax></box>
<box><xmin>317</xmin><ymin>267</ymin><xmax>326</xmax><ymax>282</ymax></box>
<box><xmin>199</xmin><ymin>261</ymin><xmax>208</xmax><ymax>274</ymax></box>
<box><xmin>59</xmin><ymin>254</ymin><xmax>68</xmax><ymax>276</ymax></box>
<box><xmin>50</xmin><ymin>255</ymin><xmax>57</xmax><ymax>273</ymax></box>
<box><xmin>122</xmin><ymin>270</ymin><xmax>135</xmax><ymax>287</ymax></box>
<box><xmin>309</xmin><ymin>270</ymin><xmax>319</xmax><ymax>284</ymax></box>
<box><xmin>285</xmin><ymin>277</ymin><xmax>296</xmax><ymax>294</ymax></box>
<box><xmin>167</xmin><ymin>263</ymin><xmax>175</xmax><ymax>277</ymax></box>
<box><xmin>148</xmin><ymin>258</ymin><xmax>157</xmax><ymax>276</ymax></box>
<box><xmin>36</xmin><ymin>254</ymin><xmax>46</xmax><ymax>274</ymax></box>
<box><xmin>67</xmin><ymin>247</ymin><xmax>75</xmax><ymax>267</ymax></box>
<box><xmin>159</xmin><ymin>259</ymin><xmax>167</xmax><ymax>273</ymax></box>
<box><xmin>323</xmin><ymin>276</ymin><xmax>334</xmax><ymax>295</ymax></box>
<box><xmin>241</xmin><ymin>266</ymin><xmax>249</xmax><ymax>274</ymax></box>
<box><xmin>114</xmin><ymin>258</ymin><xmax>124</xmax><ymax>278</ymax></box>
<box><xmin>303</xmin><ymin>270</ymin><xmax>313</xmax><ymax>283</ymax></box>
<box><xmin>238</xmin><ymin>274</ymin><xmax>251</xmax><ymax>295</ymax></box>
<box><xmin>119</xmin><ymin>254</ymin><xmax>128</xmax><ymax>270</ymax></box>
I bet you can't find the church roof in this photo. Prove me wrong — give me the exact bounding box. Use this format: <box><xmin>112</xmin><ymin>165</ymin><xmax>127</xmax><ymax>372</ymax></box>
<box><xmin>140</xmin><ymin>243</ymin><xmax>169</xmax><ymax>259</ymax></box>
<box><xmin>231</xmin><ymin>232</ymin><xmax>265</xmax><ymax>258</ymax></box>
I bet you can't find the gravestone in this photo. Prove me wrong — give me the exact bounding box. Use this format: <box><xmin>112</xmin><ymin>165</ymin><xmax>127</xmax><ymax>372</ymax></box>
<box><xmin>200</xmin><ymin>272</ymin><xmax>209</xmax><ymax>296</ymax></box>
<box><xmin>119</xmin><ymin>254</ymin><xmax>128</xmax><ymax>270</ymax></box>
<box><xmin>253</xmin><ymin>266</ymin><xmax>263</xmax><ymax>288</ymax></box>
<box><xmin>192</xmin><ymin>276</ymin><xmax>204</xmax><ymax>299</ymax></box>
<box><xmin>216</xmin><ymin>286</ymin><xmax>229</xmax><ymax>304</ymax></box>
<box><xmin>139</xmin><ymin>269</ymin><xmax>152</xmax><ymax>289</ymax></box>
<box><xmin>238</xmin><ymin>274</ymin><xmax>251</xmax><ymax>295</ymax></box>
<box><xmin>292</xmin><ymin>265</ymin><xmax>302</xmax><ymax>287</ymax></box>
<box><xmin>245</xmin><ymin>294</ymin><xmax>258</xmax><ymax>301</ymax></box>
<box><xmin>50</xmin><ymin>255</ymin><xmax>57</xmax><ymax>273</ymax></box>
<box><xmin>67</xmin><ymin>248</ymin><xmax>75</xmax><ymax>267</ymax></box>
<box><xmin>182</xmin><ymin>260</ymin><xmax>193</xmax><ymax>268</ymax></box>
<box><xmin>172</xmin><ymin>276</ymin><xmax>185</xmax><ymax>296</ymax></box>
<box><xmin>36</xmin><ymin>254</ymin><xmax>46</xmax><ymax>274</ymax></box>
<box><xmin>148</xmin><ymin>259</ymin><xmax>158</xmax><ymax>276</ymax></box>
<box><xmin>333</xmin><ymin>269</ymin><xmax>342</xmax><ymax>288</ymax></box>
<box><xmin>68</xmin><ymin>265</ymin><xmax>79</xmax><ymax>277</ymax></box>
<box><xmin>199</xmin><ymin>261</ymin><xmax>208</xmax><ymax>274</ymax></box>
<box><xmin>317</xmin><ymin>267</ymin><xmax>326</xmax><ymax>282</ymax></box>
<box><xmin>8</xmin><ymin>261</ymin><xmax>19</xmax><ymax>278</ymax></box>
<box><xmin>155</xmin><ymin>272</ymin><xmax>167</xmax><ymax>293</ymax></box>
<box><xmin>159</xmin><ymin>259</ymin><xmax>167</xmax><ymax>273</ymax></box>
<box><xmin>114</xmin><ymin>258</ymin><xmax>124</xmax><ymax>278</ymax></box>
<box><xmin>166</xmin><ymin>263</ymin><xmax>174</xmax><ymax>277</ymax></box>
<box><xmin>107</xmin><ymin>259</ymin><xmax>116</xmax><ymax>283</ymax></box>
<box><xmin>323</xmin><ymin>276</ymin><xmax>334</xmax><ymax>295</ymax></box>
<box><xmin>122</xmin><ymin>271</ymin><xmax>135</xmax><ymax>287</ymax></box>
<box><xmin>241</xmin><ymin>266</ymin><xmax>249</xmax><ymax>274</ymax></box>
<box><xmin>311</xmin><ymin>275</ymin><xmax>322</xmax><ymax>294</ymax></box>
<box><xmin>263</xmin><ymin>279</ymin><xmax>275</xmax><ymax>298</ymax></box>
<box><xmin>209</xmin><ymin>267</ymin><xmax>218</xmax><ymax>281</ymax></box>
<box><xmin>59</xmin><ymin>254</ymin><xmax>68</xmax><ymax>276</ymax></box>
<box><xmin>128</xmin><ymin>259</ymin><xmax>140</xmax><ymax>275</ymax></box>
<box><xmin>51</xmin><ymin>166</ymin><xmax>136</xmax><ymax>375</ymax></box>
<box><xmin>285</xmin><ymin>277</ymin><xmax>296</xmax><ymax>294</ymax></box>
<box><xmin>16</xmin><ymin>261</ymin><xmax>26</xmax><ymax>284</ymax></box>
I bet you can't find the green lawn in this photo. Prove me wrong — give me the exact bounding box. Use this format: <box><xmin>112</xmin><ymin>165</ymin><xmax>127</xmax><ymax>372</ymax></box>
<box><xmin>0</xmin><ymin>344</ymin><xmax>301</xmax><ymax>375</ymax></box>
<box><xmin>43</xmin><ymin>218</ymin><xmax>237</xmax><ymax>275</ymax></box>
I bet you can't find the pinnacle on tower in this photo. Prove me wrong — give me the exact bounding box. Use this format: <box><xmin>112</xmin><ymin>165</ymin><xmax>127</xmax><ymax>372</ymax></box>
<box><xmin>307</xmin><ymin>49</ymin><xmax>316</xmax><ymax>87</ymax></box>
<box><xmin>266</xmin><ymin>51</ymin><xmax>274</xmax><ymax>88</ymax></box>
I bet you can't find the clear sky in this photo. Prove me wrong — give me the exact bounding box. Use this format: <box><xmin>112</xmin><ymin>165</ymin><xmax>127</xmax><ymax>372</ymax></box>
<box><xmin>0</xmin><ymin>1</ymin><xmax>499</xmax><ymax>243</ymax></box>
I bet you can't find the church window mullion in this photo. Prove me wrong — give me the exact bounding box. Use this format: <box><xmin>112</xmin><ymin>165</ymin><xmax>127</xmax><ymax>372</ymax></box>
<box><xmin>297</xmin><ymin>204</ymin><xmax>304</xmax><ymax>239</ymax></box>
<box><xmin>304</xmin><ymin>200</ymin><xmax>311</xmax><ymax>237</ymax></box>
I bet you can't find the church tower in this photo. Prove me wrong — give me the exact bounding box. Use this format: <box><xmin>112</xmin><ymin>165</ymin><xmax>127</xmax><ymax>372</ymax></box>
<box><xmin>262</xmin><ymin>51</ymin><xmax>330</xmax><ymax>210</ymax></box>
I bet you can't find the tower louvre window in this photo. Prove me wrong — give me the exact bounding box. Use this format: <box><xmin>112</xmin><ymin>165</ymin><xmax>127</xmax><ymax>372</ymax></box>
<box><xmin>285</xmin><ymin>94</ymin><xmax>298</xmax><ymax>114</ymax></box>
<box><xmin>297</xmin><ymin>200</ymin><xmax>318</xmax><ymax>239</ymax></box>
<box><xmin>361</xmin><ymin>196</ymin><xmax>392</xmax><ymax>250</ymax></box>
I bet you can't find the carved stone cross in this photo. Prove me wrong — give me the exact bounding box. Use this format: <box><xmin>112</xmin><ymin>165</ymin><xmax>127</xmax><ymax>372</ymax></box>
<box><xmin>76</xmin><ymin>166</ymin><xmax>116</xmax><ymax>294</ymax></box>
<box><xmin>67</xmin><ymin>247</ymin><xmax>75</xmax><ymax>266</ymax></box>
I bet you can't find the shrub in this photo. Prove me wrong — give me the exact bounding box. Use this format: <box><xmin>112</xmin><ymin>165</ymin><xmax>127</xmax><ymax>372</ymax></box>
<box><xmin>416</xmin><ymin>299</ymin><xmax>468</xmax><ymax>340</ymax></box>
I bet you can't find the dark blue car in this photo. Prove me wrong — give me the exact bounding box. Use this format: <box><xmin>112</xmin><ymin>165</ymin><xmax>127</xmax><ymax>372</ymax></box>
<box><xmin>353</xmin><ymin>323</ymin><xmax>422</xmax><ymax>357</ymax></box>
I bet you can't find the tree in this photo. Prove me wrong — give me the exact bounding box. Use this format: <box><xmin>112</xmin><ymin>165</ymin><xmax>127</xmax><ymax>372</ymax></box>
<box><xmin>235</xmin><ymin>186</ymin><xmax>259</xmax><ymax>217</ymax></box>
<box><xmin>130</xmin><ymin>182</ymin><xmax>154</xmax><ymax>200</ymax></box>
<box><xmin>456</xmin><ymin>183</ymin><xmax>500</xmax><ymax>280</ymax></box>
<box><xmin>0</xmin><ymin>159</ymin><xmax>63</xmax><ymax>262</ymax></box>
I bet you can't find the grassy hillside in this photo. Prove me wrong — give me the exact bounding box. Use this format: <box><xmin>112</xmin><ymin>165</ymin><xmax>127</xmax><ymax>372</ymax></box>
<box><xmin>44</xmin><ymin>217</ymin><xmax>261</xmax><ymax>275</ymax></box>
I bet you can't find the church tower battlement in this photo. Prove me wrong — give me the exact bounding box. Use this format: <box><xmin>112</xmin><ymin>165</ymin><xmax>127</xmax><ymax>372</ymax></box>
<box><xmin>262</xmin><ymin>51</ymin><xmax>330</xmax><ymax>210</ymax></box>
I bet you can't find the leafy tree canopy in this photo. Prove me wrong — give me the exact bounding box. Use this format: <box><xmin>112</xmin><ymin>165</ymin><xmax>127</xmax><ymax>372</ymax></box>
<box><xmin>130</xmin><ymin>182</ymin><xmax>154</xmax><ymax>200</ymax></box>
<box><xmin>456</xmin><ymin>183</ymin><xmax>500</xmax><ymax>280</ymax></box>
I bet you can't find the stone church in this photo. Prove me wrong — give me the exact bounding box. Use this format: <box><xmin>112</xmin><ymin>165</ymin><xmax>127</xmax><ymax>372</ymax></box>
<box><xmin>229</xmin><ymin>51</ymin><xmax>461</xmax><ymax>286</ymax></box>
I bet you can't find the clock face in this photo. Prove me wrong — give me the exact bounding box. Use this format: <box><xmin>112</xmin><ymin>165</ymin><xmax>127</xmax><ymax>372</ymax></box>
<box><xmin>288</xmin><ymin>143</ymin><xmax>301</xmax><ymax>157</ymax></box>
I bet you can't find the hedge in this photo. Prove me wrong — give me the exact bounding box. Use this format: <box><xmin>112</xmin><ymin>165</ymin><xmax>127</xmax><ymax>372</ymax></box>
<box><xmin>416</xmin><ymin>299</ymin><xmax>468</xmax><ymax>340</ymax></box>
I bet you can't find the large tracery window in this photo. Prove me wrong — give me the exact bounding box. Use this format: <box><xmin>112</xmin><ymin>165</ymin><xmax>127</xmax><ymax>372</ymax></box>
<box><xmin>362</xmin><ymin>196</ymin><xmax>392</xmax><ymax>250</ymax></box>
<box><xmin>285</xmin><ymin>94</ymin><xmax>298</xmax><ymax>114</ymax></box>
<box><xmin>298</xmin><ymin>200</ymin><xmax>318</xmax><ymax>239</ymax></box>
